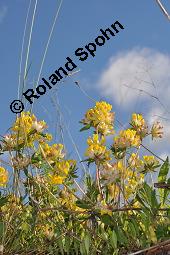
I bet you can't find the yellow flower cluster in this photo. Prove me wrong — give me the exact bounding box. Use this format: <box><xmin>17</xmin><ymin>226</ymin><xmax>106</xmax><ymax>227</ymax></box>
<box><xmin>8</xmin><ymin>112</ymin><xmax>51</xmax><ymax>148</ymax></box>
<box><xmin>101</xmin><ymin>161</ymin><xmax>144</xmax><ymax>200</ymax></box>
<box><xmin>48</xmin><ymin>160</ymin><xmax>76</xmax><ymax>185</ymax></box>
<box><xmin>58</xmin><ymin>188</ymin><xmax>85</xmax><ymax>212</ymax></box>
<box><xmin>12</xmin><ymin>111</ymin><xmax>47</xmax><ymax>132</ymax></box>
<box><xmin>85</xmin><ymin>134</ymin><xmax>111</xmax><ymax>162</ymax></box>
<box><xmin>1</xmin><ymin>195</ymin><xmax>23</xmax><ymax>219</ymax></box>
<box><xmin>48</xmin><ymin>174</ymin><xmax>65</xmax><ymax>185</ymax></box>
<box><xmin>143</xmin><ymin>155</ymin><xmax>157</xmax><ymax>164</ymax></box>
<box><xmin>0</xmin><ymin>167</ymin><xmax>8</xmax><ymax>186</ymax></box>
<box><xmin>128</xmin><ymin>153</ymin><xmax>143</xmax><ymax>169</ymax></box>
<box><xmin>143</xmin><ymin>155</ymin><xmax>160</xmax><ymax>172</ymax></box>
<box><xmin>114</xmin><ymin>129</ymin><xmax>141</xmax><ymax>150</ymax></box>
<box><xmin>151</xmin><ymin>122</ymin><xmax>163</xmax><ymax>140</ymax></box>
<box><xmin>125</xmin><ymin>168</ymin><xmax>144</xmax><ymax>199</ymax></box>
<box><xmin>82</xmin><ymin>101</ymin><xmax>114</xmax><ymax>135</ymax></box>
<box><xmin>40</xmin><ymin>143</ymin><xmax>65</xmax><ymax>164</ymax></box>
<box><xmin>131</xmin><ymin>113</ymin><xmax>148</xmax><ymax>138</ymax></box>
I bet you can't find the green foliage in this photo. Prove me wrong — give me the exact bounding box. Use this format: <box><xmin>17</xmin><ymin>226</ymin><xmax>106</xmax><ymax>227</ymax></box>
<box><xmin>158</xmin><ymin>157</ymin><xmax>169</xmax><ymax>183</ymax></box>
<box><xmin>0</xmin><ymin>106</ymin><xmax>169</xmax><ymax>254</ymax></box>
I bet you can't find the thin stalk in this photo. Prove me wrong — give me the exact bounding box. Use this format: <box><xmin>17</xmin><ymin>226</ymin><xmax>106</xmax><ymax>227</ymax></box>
<box><xmin>21</xmin><ymin>0</ymin><xmax>38</xmax><ymax>101</ymax></box>
<box><xmin>18</xmin><ymin>0</ymin><xmax>32</xmax><ymax>100</ymax></box>
<box><xmin>31</xmin><ymin>0</ymin><xmax>64</xmax><ymax>111</ymax></box>
<box><xmin>96</xmin><ymin>163</ymin><xmax>104</xmax><ymax>200</ymax></box>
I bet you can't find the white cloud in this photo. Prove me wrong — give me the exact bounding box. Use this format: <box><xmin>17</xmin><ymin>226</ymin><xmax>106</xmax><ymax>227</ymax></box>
<box><xmin>0</xmin><ymin>5</ymin><xmax>7</xmax><ymax>24</ymax></box>
<box><xmin>98</xmin><ymin>48</ymin><xmax>170</xmax><ymax>111</ymax></box>
<box><xmin>97</xmin><ymin>48</ymin><xmax>170</xmax><ymax>156</ymax></box>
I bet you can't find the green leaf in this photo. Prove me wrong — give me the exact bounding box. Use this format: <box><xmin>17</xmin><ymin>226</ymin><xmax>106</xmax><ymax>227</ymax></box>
<box><xmin>80</xmin><ymin>158</ymin><xmax>95</xmax><ymax>167</ymax></box>
<box><xmin>128</xmin><ymin>221</ymin><xmax>136</xmax><ymax>238</ymax></box>
<box><xmin>101</xmin><ymin>232</ymin><xmax>108</xmax><ymax>241</ymax></box>
<box><xmin>31</xmin><ymin>153</ymin><xmax>42</xmax><ymax>164</ymax></box>
<box><xmin>74</xmin><ymin>240</ymin><xmax>79</xmax><ymax>255</ymax></box>
<box><xmin>0</xmin><ymin>222</ymin><xmax>5</xmax><ymax>239</ymax></box>
<box><xmin>136</xmin><ymin>193</ymin><xmax>147</xmax><ymax>208</ymax></box>
<box><xmin>0</xmin><ymin>196</ymin><xmax>8</xmax><ymax>207</ymax></box>
<box><xmin>163</xmin><ymin>177</ymin><xmax>170</xmax><ymax>204</ymax></box>
<box><xmin>20</xmin><ymin>222</ymin><xmax>29</xmax><ymax>233</ymax></box>
<box><xmin>100</xmin><ymin>214</ymin><xmax>113</xmax><ymax>225</ymax></box>
<box><xmin>158</xmin><ymin>157</ymin><xmax>169</xmax><ymax>183</ymax></box>
<box><xmin>80</xmin><ymin>124</ymin><xmax>91</xmax><ymax>132</ymax></box>
<box><xmin>64</xmin><ymin>236</ymin><xmax>70</xmax><ymax>253</ymax></box>
<box><xmin>84</xmin><ymin>233</ymin><xmax>90</xmax><ymax>254</ymax></box>
<box><xmin>57</xmin><ymin>238</ymin><xmax>64</xmax><ymax>255</ymax></box>
<box><xmin>110</xmin><ymin>230</ymin><xmax>117</xmax><ymax>249</ymax></box>
<box><xmin>76</xmin><ymin>200</ymin><xmax>92</xmax><ymax>209</ymax></box>
<box><xmin>117</xmin><ymin>228</ymin><xmax>128</xmax><ymax>245</ymax></box>
<box><xmin>80</xmin><ymin>242</ymin><xmax>86</xmax><ymax>255</ymax></box>
<box><xmin>151</xmin><ymin>189</ymin><xmax>159</xmax><ymax>210</ymax></box>
<box><xmin>131</xmin><ymin>218</ymin><xmax>140</xmax><ymax>236</ymax></box>
<box><xmin>136</xmin><ymin>182</ymin><xmax>155</xmax><ymax>213</ymax></box>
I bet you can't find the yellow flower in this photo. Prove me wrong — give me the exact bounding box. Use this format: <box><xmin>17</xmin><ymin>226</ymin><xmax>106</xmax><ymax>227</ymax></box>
<box><xmin>12</xmin><ymin>111</ymin><xmax>36</xmax><ymax>134</ymax></box>
<box><xmin>148</xmin><ymin>226</ymin><xmax>157</xmax><ymax>244</ymax></box>
<box><xmin>98</xmin><ymin>200</ymin><xmax>112</xmax><ymax>216</ymax></box>
<box><xmin>32</xmin><ymin>120</ymin><xmax>47</xmax><ymax>132</ymax></box>
<box><xmin>11</xmin><ymin>112</ymin><xmax>50</xmax><ymax>147</ymax></box>
<box><xmin>131</xmin><ymin>113</ymin><xmax>148</xmax><ymax>138</ymax></box>
<box><xmin>142</xmin><ymin>155</ymin><xmax>160</xmax><ymax>172</ymax></box>
<box><xmin>143</xmin><ymin>155</ymin><xmax>155</xmax><ymax>164</ymax></box>
<box><xmin>47</xmin><ymin>159</ymin><xmax>73</xmax><ymax>185</ymax></box>
<box><xmin>45</xmin><ymin>133</ymin><xmax>53</xmax><ymax>141</ymax></box>
<box><xmin>131</xmin><ymin>200</ymin><xmax>141</xmax><ymax>208</ymax></box>
<box><xmin>48</xmin><ymin>174</ymin><xmax>65</xmax><ymax>185</ymax></box>
<box><xmin>82</xmin><ymin>101</ymin><xmax>114</xmax><ymax>135</ymax></box>
<box><xmin>54</xmin><ymin>160</ymin><xmax>70</xmax><ymax>175</ymax></box>
<box><xmin>85</xmin><ymin>134</ymin><xmax>111</xmax><ymax>161</ymax></box>
<box><xmin>102</xmin><ymin>161</ymin><xmax>144</xmax><ymax>200</ymax></box>
<box><xmin>0</xmin><ymin>167</ymin><xmax>8</xmax><ymax>187</ymax></box>
<box><xmin>3</xmin><ymin>134</ymin><xmax>16</xmax><ymax>149</ymax></box>
<box><xmin>107</xmin><ymin>183</ymin><xmax>120</xmax><ymax>199</ymax></box>
<box><xmin>67</xmin><ymin>159</ymin><xmax>77</xmax><ymax>168</ymax></box>
<box><xmin>151</xmin><ymin>121</ymin><xmax>163</xmax><ymax>140</ymax></box>
<box><xmin>131</xmin><ymin>113</ymin><xmax>145</xmax><ymax>127</ymax></box>
<box><xmin>128</xmin><ymin>153</ymin><xmax>143</xmax><ymax>169</ymax></box>
<box><xmin>114</xmin><ymin>129</ymin><xmax>141</xmax><ymax>149</ymax></box>
<box><xmin>59</xmin><ymin>188</ymin><xmax>85</xmax><ymax>212</ymax></box>
<box><xmin>40</xmin><ymin>143</ymin><xmax>65</xmax><ymax>163</ymax></box>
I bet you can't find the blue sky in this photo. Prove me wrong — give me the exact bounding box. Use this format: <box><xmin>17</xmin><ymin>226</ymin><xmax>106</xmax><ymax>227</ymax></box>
<box><xmin>0</xmin><ymin>0</ymin><xmax>170</xmax><ymax>168</ymax></box>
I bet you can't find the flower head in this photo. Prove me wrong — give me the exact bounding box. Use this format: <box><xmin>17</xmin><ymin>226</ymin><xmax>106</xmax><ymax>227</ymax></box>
<box><xmin>82</xmin><ymin>101</ymin><xmax>114</xmax><ymax>135</ymax></box>
<box><xmin>40</xmin><ymin>143</ymin><xmax>65</xmax><ymax>164</ymax></box>
<box><xmin>128</xmin><ymin>153</ymin><xmax>143</xmax><ymax>169</ymax></box>
<box><xmin>12</xmin><ymin>111</ymin><xmax>36</xmax><ymax>134</ymax></box>
<box><xmin>131</xmin><ymin>113</ymin><xmax>148</xmax><ymax>138</ymax></box>
<box><xmin>114</xmin><ymin>129</ymin><xmax>141</xmax><ymax>150</ymax></box>
<box><xmin>101</xmin><ymin>161</ymin><xmax>144</xmax><ymax>200</ymax></box>
<box><xmin>85</xmin><ymin>134</ymin><xmax>111</xmax><ymax>162</ymax></box>
<box><xmin>142</xmin><ymin>155</ymin><xmax>160</xmax><ymax>172</ymax></box>
<box><xmin>48</xmin><ymin>175</ymin><xmax>65</xmax><ymax>185</ymax></box>
<box><xmin>0</xmin><ymin>167</ymin><xmax>8</xmax><ymax>187</ymax></box>
<box><xmin>48</xmin><ymin>160</ymin><xmax>73</xmax><ymax>185</ymax></box>
<box><xmin>151</xmin><ymin>122</ymin><xmax>163</xmax><ymax>140</ymax></box>
<box><xmin>32</xmin><ymin>120</ymin><xmax>47</xmax><ymax>133</ymax></box>
<box><xmin>11</xmin><ymin>112</ymin><xmax>50</xmax><ymax>147</ymax></box>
